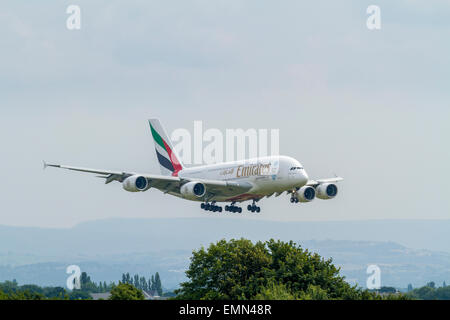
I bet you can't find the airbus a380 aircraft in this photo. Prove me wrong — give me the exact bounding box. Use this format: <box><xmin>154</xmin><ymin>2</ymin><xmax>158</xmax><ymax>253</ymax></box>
<box><xmin>45</xmin><ymin>119</ymin><xmax>343</xmax><ymax>213</ymax></box>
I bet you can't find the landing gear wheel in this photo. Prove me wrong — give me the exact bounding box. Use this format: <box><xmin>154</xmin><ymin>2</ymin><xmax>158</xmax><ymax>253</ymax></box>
<box><xmin>256</xmin><ymin>207</ymin><xmax>261</xmax><ymax>213</ymax></box>
<box><xmin>201</xmin><ymin>203</ymin><xmax>205</xmax><ymax>209</ymax></box>
<box><xmin>226</xmin><ymin>203</ymin><xmax>242</xmax><ymax>213</ymax></box>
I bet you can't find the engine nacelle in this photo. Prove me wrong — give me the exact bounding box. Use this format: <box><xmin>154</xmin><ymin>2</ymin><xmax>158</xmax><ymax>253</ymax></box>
<box><xmin>122</xmin><ymin>175</ymin><xmax>149</xmax><ymax>192</ymax></box>
<box><xmin>316</xmin><ymin>183</ymin><xmax>338</xmax><ymax>200</ymax></box>
<box><xmin>295</xmin><ymin>186</ymin><xmax>316</xmax><ymax>203</ymax></box>
<box><xmin>180</xmin><ymin>182</ymin><xmax>206</xmax><ymax>200</ymax></box>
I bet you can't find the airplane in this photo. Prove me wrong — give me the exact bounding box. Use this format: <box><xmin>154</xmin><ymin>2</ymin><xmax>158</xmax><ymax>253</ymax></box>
<box><xmin>44</xmin><ymin>119</ymin><xmax>343</xmax><ymax>213</ymax></box>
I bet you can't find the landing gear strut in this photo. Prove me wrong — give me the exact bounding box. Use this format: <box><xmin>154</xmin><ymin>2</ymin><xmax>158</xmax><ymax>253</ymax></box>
<box><xmin>290</xmin><ymin>191</ymin><xmax>299</xmax><ymax>203</ymax></box>
<box><xmin>247</xmin><ymin>199</ymin><xmax>261</xmax><ymax>213</ymax></box>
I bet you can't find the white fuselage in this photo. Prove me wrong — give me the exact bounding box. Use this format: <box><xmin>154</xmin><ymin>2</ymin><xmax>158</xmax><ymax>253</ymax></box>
<box><xmin>171</xmin><ymin>155</ymin><xmax>309</xmax><ymax>202</ymax></box>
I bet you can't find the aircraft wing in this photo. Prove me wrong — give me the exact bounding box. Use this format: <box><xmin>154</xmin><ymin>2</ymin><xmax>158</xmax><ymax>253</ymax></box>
<box><xmin>44</xmin><ymin>162</ymin><xmax>252</xmax><ymax>198</ymax></box>
<box><xmin>306</xmin><ymin>176</ymin><xmax>343</xmax><ymax>187</ymax></box>
<box><xmin>44</xmin><ymin>161</ymin><xmax>181</xmax><ymax>188</ymax></box>
<box><xmin>145</xmin><ymin>177</ymin><xmax>252</xmax><ymax>197</ymax></box>
<box><xmin>44</xmin><ymin>162</ymin><xmax>130</xmax><ymax>179</ymax></box>
<box><xmin>140</xmin><ymin>177</ymin><xmax>252</xmax><ymax>197</ymax></box>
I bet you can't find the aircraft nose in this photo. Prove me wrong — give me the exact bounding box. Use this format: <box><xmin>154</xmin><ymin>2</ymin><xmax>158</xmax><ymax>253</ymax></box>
<box><xmin>301</xmin><ymin>169</ymin><xmax>309</xmax><ymax>184</ymax></box>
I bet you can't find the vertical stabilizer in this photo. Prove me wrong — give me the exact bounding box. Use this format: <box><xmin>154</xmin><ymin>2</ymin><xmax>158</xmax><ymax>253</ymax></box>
<box><xmin>148</xmin><ymin>119</ymin><xmax>184</xmax><ymax>176</ymax></box>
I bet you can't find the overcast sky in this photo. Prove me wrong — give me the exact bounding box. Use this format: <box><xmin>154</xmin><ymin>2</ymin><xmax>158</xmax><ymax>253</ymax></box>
<box><xmin>1</xmin><ymin>1</ymin><xmax>449</xmax><ymax>228</ymax></box>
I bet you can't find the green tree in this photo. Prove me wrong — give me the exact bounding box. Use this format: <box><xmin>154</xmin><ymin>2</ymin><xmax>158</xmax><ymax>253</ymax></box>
<box><xmin>80</xmin><ymin>272</ymin><xmax>90</xmax><ymax>288</ymax></box>
<box><xmin>109</xmin><ymin>283</ymin><xmax>145</xmax><ymax>300</ymax></box>
<box><xmin>134</xmin><ymin>274</ymin><xmax>140</xmax><ymax>289</ymax></box>
<box><xmin>77</xmin><ymin>272</ymin><xmax>100</xmax><ymax>293</ymax></box>
<box><xmin>0</xmin><ymin>288</ymin><xmax>45</xmax><ymax>300</ymax></box>
<box><xmin>297</xmin><ymin>285</ymin><xmax>330</xmax><ymax>300</ymax></box>
<box><xmin>176</xmin><ymin>238</ymin><xmax>270</xmax><ymax>300</ymax></box>
<box><xmin>0</xmin><ymin>290</ymin><xmax>9</xmax><ymax>300</ymax></box>
<box><xmin>151</xmin><ymin>275</ymin><xmax>155</xmax><ymax>292</ymax></box>
<box><xmin>408</xmin><ymin>284</ymin><xmax>450</xmax><ymax>300</ymax></box>
<box><xmin>252</xmin><ymin>282</ymin><xmax>297</xmax><ymax>300</ymax></box>
<box><xmin>154</xmin><ymin>272</ymin><xmax>163</xmax><ymax>296</ymax></box>
<box><xmin>68</xmin><ymin>290</ymin><xmax>92</xmax><ymax>300</ymax></box>
<box><xmin>140</xmin><ymin>277</ymin><xmax>148</xmax><ymax>292</ymax></box>
<box><xmin>175</xmin><ymin>238</ymin><xmax>384</xmax><ymax>300</ymax></box>
<box><xmin>378</xmin><ymin>287</ymin><xmax>397</xmax><ymax>294</ymax></box>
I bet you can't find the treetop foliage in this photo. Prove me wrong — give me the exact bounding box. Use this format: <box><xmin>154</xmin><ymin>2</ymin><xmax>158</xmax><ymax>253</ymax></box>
<box><xmin>407</xmin><ymin>282</ymin><xmax>450</xmax><ymax>300</ymax></box>
<box><xmin>108</xmin><ymin>282</ymin><xmax>145</xmax><ymax>300</ymax></box>
<box><xmin>121</xmin><ymin>271</ymin><xmax>163</xmax><ymax>296</ymax></box>
<box><xmin>175</xmin><ymin>238</ymin><xmax>405</xmax><ymax>300</ymax></box>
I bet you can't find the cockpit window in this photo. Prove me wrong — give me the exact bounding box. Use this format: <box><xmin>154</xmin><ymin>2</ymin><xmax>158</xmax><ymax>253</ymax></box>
<box><xmin>290</xmin><ymin>167</ymin><xmax>303</xmax><ymax>170</ymax></box>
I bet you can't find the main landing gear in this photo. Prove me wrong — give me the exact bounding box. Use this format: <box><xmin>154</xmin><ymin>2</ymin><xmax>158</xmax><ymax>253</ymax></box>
<box><xmin>247</xmin><ymin>199</ymin><xmax>261</xmax><ymax>213</ymax></box>
<box><xmin>201</xmin><ymin>202</ymin><xmax>222</xmax><ymax>212</ymax></box>
<box><xmin>200</xmin><ymin>201</ymin><xmax>250</xmax><ymax>214</ymax></box>
<box><xmin>225</xmin><ymin>202</ymin><xmax>242</xmax><ymax>213</ymax></box>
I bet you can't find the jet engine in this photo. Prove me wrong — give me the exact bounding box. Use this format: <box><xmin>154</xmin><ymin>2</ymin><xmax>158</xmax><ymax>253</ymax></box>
<box><xmin>316</xmin><ymin>183</ymin><xmax>338</xmax><ymax>200</ymax></box>
<box><xmin>122</xmin><ymin>175</ymin><xmax>149</xmax><ymax>192</ymax></box>
<box><xmin>180</xmin><ymin>182</ymin><xmax>206</xmax><ymax>199</ymax></box>
<box><xmin>295</xmin><ymin>186</ymin><xmax>316</xmax><ymax>202</ymax></box>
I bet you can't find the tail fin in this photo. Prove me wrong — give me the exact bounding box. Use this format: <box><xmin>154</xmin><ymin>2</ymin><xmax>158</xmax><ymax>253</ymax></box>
<box><xmin>148</xmin><ymin>119</ymin><xmax>184</xmax><ymax>176</ymax></box>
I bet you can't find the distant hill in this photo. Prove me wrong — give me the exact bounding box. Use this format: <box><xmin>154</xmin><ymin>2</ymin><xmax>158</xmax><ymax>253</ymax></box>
<box><xmin>1</xmin><ymin>218</ymin><xmax>450</xmax><ymax>289</ymax></box>
<box><xmin>303</xmin><ymin>240</ymin><xmax>450</xmax><ymax>289</ymax></box>
<box><xmin>2</xmin><ymin>217</ymin><xmax>450</xmax><ymax>255</ymax></box>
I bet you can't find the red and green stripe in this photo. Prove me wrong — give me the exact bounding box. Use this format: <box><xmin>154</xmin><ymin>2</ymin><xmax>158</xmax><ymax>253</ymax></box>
<box><xmin>150</xmin><ymin>124</ymin><xmax>182</xmax><ymax>175</ymax></box>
